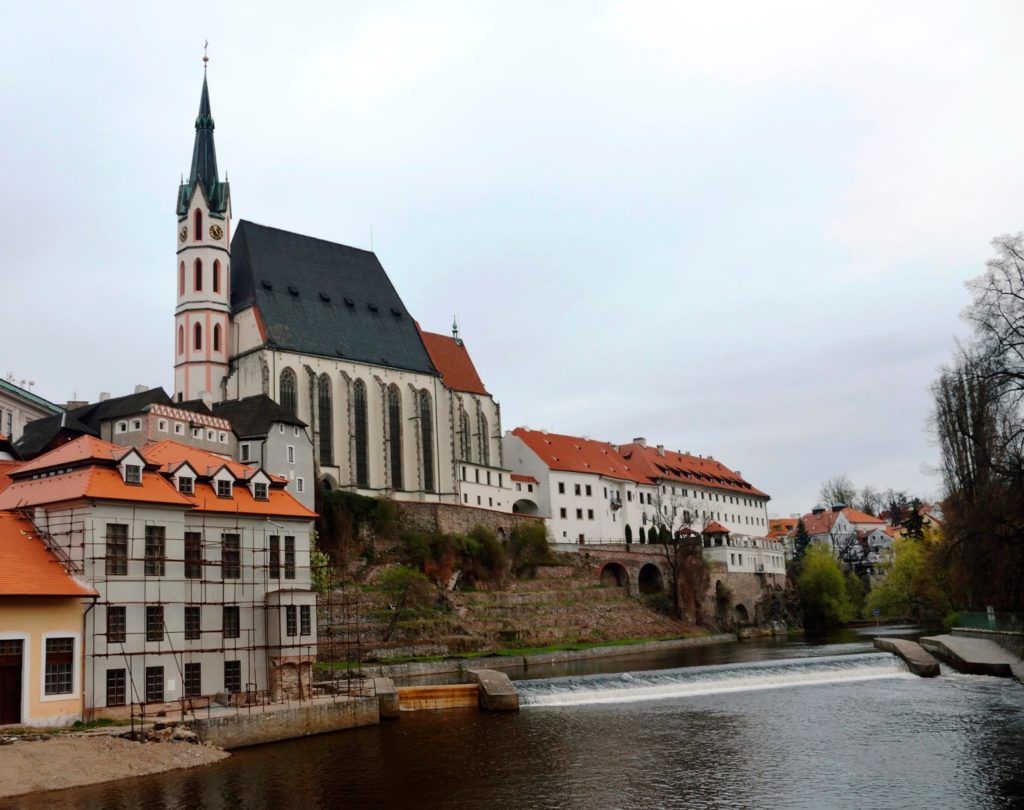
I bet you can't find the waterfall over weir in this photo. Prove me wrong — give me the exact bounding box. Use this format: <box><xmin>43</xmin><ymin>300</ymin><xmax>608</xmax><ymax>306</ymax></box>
<box><xmin>517</xmin><ymin>652</ymin><xmax>912</xmax><ymax>707</ymax></box>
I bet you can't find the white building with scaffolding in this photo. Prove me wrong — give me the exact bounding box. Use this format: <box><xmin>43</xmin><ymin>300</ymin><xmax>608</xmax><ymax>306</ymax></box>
<box><xmin>0</xmin><ymin>435</ymin><xmax>318</xmax><ymax>719</ymax></box>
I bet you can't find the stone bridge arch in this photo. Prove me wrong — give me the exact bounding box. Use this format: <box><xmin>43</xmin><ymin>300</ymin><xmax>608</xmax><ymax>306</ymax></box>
<box><xmin>585</xmin><ymin>547</ymin><xmax>669</xmax><ymax>597</ymax></box>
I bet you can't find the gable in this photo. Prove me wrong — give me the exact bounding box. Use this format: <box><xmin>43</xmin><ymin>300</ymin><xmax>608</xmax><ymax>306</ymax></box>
<box><xmin>229</xmin><ymin>220</ymin><xmax>438</xmax><ymax>375</ymax></box>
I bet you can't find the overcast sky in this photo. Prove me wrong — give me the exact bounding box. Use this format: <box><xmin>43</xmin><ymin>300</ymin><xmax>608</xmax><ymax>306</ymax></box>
<box><xmin>3</xmin><ymin>2</ymin><xmax>1022</xmax><ymax>515</ymax></box>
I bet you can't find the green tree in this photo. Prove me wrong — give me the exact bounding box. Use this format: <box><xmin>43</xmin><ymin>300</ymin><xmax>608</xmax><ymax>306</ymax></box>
<box><xmin>798</xmin><ymin>544</ymin><xmax>853</xmax><ymax>633</ymax></box>
<box><xmin>866</xmin><ymin>534</ymin><xmax>952</xmax><ymax>622</ymax></box>
<box><xmin>792</xmin><ymin>519</ymin><xmax>812</xmax><ymax>567</ymax></box>
<box><xmin>508</xmin><ymin>522</ymin><xmax>554</xmax><ymax>578</ymax></box>
<box><xmin>902</xmin><ymin>498</ymin><xmax>925</xmax><ymax>540</ymax></box>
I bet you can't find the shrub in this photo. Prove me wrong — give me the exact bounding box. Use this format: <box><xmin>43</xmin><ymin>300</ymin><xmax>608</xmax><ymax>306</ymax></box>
<box><xmin>509</xmin><ymin>522</ymin><xmax>554</xmax><ymax>578</ymax></box>
<box><xmin>465</xmin><ymin>525</ymin><xmax>508</xmax><ymax>584</ymax></box>
<box><xmin>798</xmin><ymin>544</ymin><xmax>853</xmax><ymax>633</ymax></box>
<box><xmin>377</xmin><ymin>565</ymin><xmax>432</xmax><ymax>608</ymax></box>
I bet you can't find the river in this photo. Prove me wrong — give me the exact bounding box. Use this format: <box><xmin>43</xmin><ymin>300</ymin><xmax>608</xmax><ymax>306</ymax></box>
<box><xmin>12</xmin><ymin>628</ymin><xmax>1024</xmax><ymax>809</ymax></box>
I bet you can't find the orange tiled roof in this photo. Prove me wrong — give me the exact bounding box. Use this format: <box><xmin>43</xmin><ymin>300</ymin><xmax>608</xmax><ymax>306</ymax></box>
<box><xmin>510</xmin><ymin>473</ymin><xmax>538</xmax><ymax>484</ymax></box>
<box><xmin>184</xmin><ymin>482</ymin><xmax>317</xmax><ymax>519</ymax></box>
<box><xmin>795</xmin><ymin>506</ymin><xmax>884</xmax><ymax>537</ymax></box>
<box><xmin>512</xmin><ymin>428</ymin><xmax>648</xmax><ymax>484</ymax></box>
<box><xmin>13</xmin><ymin>435</ymin><xmax>127</xmax><ymax>476</ymax></box>
<box><xmin>0</xmin><ymin>467</ymin><xmax>193</xmax><ymax>510</ymax></box>
<box><xmin>418</xmin><ymin>328</ymin><xmax>489</xmax><ymax>395</ymax></box>
<box><xmin>0</xmin><ymin>460</ymin><xmax>20</xmax><ymax>492</ymax></box>
<box><xmin>768</xmin><ymin>517</ymin><xmax>797</xmax><ymax>539</ymax></box>
<box><xmin>618</xmin><ymin>443</ymin><xmax>769</xmax><ymax>499</ymax></box>
<box><xmin>704</xmin><ymin>520</ymin><xmax>730</xmax><ymax>534</ymax></box>
<box><xmin>141</xmin><ymin>440</ymin><xmax>288</xmax><ymax>483</ymax></box>
<box><xmin>0</xmin><ymin>511</ymin><xmax>96</xmax><ymax>597</ymax></box>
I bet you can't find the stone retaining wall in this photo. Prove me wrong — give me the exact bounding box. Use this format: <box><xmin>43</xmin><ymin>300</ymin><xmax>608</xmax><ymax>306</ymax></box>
<box><xmin>395</xmin><ymin>502</ymin><xmax>543</xmax><ymax>537</ymax></box>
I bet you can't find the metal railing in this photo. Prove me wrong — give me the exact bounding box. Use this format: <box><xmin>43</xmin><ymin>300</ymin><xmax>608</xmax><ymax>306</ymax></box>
<box><xmin>954</xmin><ymin>611</ymin><xmax>1024</xmax><ymax>632</ymax></box>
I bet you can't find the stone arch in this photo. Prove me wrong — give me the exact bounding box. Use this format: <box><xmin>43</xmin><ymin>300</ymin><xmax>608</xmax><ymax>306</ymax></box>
<box><xmin>638</xmin><ymin>563</ymin><xmax>664</xmax><ymax>594</ymax></box>
<box><xmin>320</xmin><ymin>474</ymin><xmax>338</xmax><ymax>492</ymax></box>
<box><xmin>512</xmin><ymin>498</ymin><xmax>539</xmax><ymax>516</ymax></box>
<box><xmin>600</xmin><ymin>562</ymin><xmax>629</xmax><ymax>591</ymax></box>
<box><xmin>734</xmin><ymin>603</ymin><xmax>750</xmax><ymax>625</ymax></box>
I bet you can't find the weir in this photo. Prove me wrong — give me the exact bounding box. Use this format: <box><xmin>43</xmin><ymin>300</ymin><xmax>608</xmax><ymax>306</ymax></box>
<box><xmin>517</xmin><ymin>653</ymin><xmax>912</xmax><ymax>707</ymax></box>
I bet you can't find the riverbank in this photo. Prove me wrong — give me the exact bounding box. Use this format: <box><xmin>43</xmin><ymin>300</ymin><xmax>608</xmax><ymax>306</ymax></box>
<box><xmin>0</xmin><ymin>735</ymin><xmax>228</xmax><ymax>800</ymax></box>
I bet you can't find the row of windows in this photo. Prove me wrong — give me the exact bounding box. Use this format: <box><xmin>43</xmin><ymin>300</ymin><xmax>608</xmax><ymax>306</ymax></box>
<box><xmin>107</xmin><ymin>604</ymin><xmax>311</xmax><ymax>643</ymax></box>
<box><xmin>461</xmin><ymin>466</ymin><xmax>504</xmax><ymax>487</ymax></box>
<box><xmin>177</xmin><ymin>257</ymin><xmax>224</xmax><ymax>296</ymax></box>
<box><xmin>281</xmin><ymin>370</ymin><xmax>439</xmax><ymax>493</ymax></box>
<box><xmin>0</xmin><ymin>637</ymin><xmax>78</xmax><ymax>697</ymax></box>
<box><xmin>108</xmin><ymin>660</ymin><xmax>242</xmax><ymax>705</ymax></box>
<box><xmin>177</xmin><ymin>321</ymin><xmax>223</xmax><ymax>355</ymax></box>
<box><xmin>104</xmin><ymin>527</ymin><xmax>296</xmax><ymax>579</ymax></box>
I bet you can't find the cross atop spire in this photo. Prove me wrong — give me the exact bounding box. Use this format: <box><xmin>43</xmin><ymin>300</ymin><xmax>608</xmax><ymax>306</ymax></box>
<box><xmin>203</xmin><ymin>39</ymin><xmax>209</xmax><ymax>70</ymax></box>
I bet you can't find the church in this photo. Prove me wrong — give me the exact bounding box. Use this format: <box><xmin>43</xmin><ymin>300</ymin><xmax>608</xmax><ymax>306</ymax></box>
<box><xmin>174</xmin><ymin>70</ymin><xmax>510</xmax><ymax>510</ymax></box>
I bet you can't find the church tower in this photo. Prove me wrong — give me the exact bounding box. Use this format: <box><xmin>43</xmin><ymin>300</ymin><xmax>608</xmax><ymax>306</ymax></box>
<box><xmin>174</xmin><ymin>63</ymin><xmax>232</xmax><ymax>403</ymax></box>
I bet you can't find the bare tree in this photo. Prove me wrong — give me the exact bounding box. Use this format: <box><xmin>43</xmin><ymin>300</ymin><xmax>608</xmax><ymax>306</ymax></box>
<box><xmin>819</xmin><ymin>475</ymin><xmax>857</xmax><ymax>508</ymax></box>
<box><xmin>856</xmin><ymin>485</ymin><xmax>882</xmax><ymax>517</ymax></box>
<box><xmin>647</xmin><ymin>493</ymin><xmax>710</xmax><ymax>622</ymax></box>
<box><xmin>882</xmin><ymin>488</ymin><xmax>909</xmax><ymax>527</ymax></box>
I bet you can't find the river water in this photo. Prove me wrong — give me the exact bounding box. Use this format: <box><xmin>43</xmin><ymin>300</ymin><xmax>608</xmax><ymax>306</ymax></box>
<box><xmin>12</xmin><ymin>628</ymin><xmax>1024</xmax><ymax>809</ymax></box>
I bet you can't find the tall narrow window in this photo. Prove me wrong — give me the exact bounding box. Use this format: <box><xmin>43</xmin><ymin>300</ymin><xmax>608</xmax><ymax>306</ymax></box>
<box><xmin>177</xmin><ymin>325</ymin><xmax>184</xmax><ymax>356</ymax></box>
<box><xmin>193</xmin><ymin>208</ymin><xmax>202</xmax><ymax>240</ymax></box>
<box><xmin>146</xmin><ymin>666</ymin><xmax>164</xmax><ymax>702</ymax></box>
<box><xmin>183</xmin><ymin>663</ymin><xmax>201</xmax><ymax>698</ymax></box>
<box><xmin>284</xmin><ymin>536</ymin><xmax>296</xmax><ymax>579</ymax></box>
<box><xmin>479</xmin><ymin>413</ymin><xmax>490</xmax><ymax>465</ymax></box>
<box><xmin>222</xmin><ymin>534</ymin><xmax>240</xmax><ymax>579</ymax></box>
<box><xmin>146</xmin><ymin>605</ymin><xmax>164</xmax><ymax>642</ymax></box>
<box><xmin>420</xmin><ymin>390</ymin><xmax>434</xmax><ymax>493</ymax></box>
<box><xmin>107</xmin><ymin>606</ymin><xmax>126</xmax><ymax>644</ymax></box>
<box><xmin>280</xmin><ymin>368</ymin><xmax>297</xmax><ymax>416</ymax></box>
<box><xmin>353</xmin><ymin>378</ymin><xmax>369</xmax><ymax>488</ymax></box>
<box><xmin>285</xmin><ymin>605</ymin><xmax>298</xmax><ymax>637</ymax></box>
<box><xmin>269</xmin><ymin>535</ymin><xmax>280</xmax><ymax>579</ymax></box>
<box><xmin>212</xmin><ymin>259</ymin><xmax>221</xmax><ymax>293</ymax></box>
<box><xmin>185</xmin><ymin>605</ymin><xmax>201</xmax><ymax>640</ymax></box>
<box><xmin>194</xmin><ymin>258</ymin><xmax>203</xmax><ymax>291</ymax></box>
<box><xmin>387</xmin><ymin>384</ymin><xmax>403</xmax><ymax>490</ymax></box>
<box><xmin>144</xmin><ymin>526</ymin><xmax>165</xmax><ymax>577</ymax></box>
<box><xmin>184</xmin><ymin>532</ymin><xmax>202</xmax><ymax>579</ymax></box>
<box><xmin>193</xmin><ymin>322</ymin><xmax>202</xmax><ymax>351</ymax></box>
<box><xmin>300</xmin><ymin>605</ymin><xmax>312</xmax><ymax>636</ymax></box>
<box><xmin>107</xmin><ymin>669</ymin><xmax>127</xmax><ymax>706</ymax></box>
<box><xmin>223</xmin><ymin>605</ymin><xmax>240</xmax><ymax>639</ymax></box>
<box><xmin>458</xmin><ymin>407</ymin><xmax>471</xmax><ymax>461</ymax></box>
<box><xmin>178</xmin><ymin>261</ymin><xmax>185</xmax><ymax>295</ymax></box>
<box><xmin>318</xmin><ymin>374</ymin><xmax>333</xmax><ymax>465</ymax></box>
<box><xmin>213</xmin><ymin>323</ymin><xmax>222</xmax><ymax>352</ymax></box>
<box><xmin>224</xmin><ymin>661</ymin><xmax>241</xmax><ymax>694</ymax></box>
<box><xmin>105</xmin><ymin>524</ymin><xmax>128</xmax><ymax>576</ymax></box>
<box><xmin>44</xmin><ymin>638</ymin><xmax>74</xmax><ymax>696</ymax></box>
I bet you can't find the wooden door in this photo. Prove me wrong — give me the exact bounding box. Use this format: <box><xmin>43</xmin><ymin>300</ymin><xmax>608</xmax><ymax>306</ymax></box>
<box><xmin>0</xmin><ymin>640</ymin><xmax>24</xmax><ymax>725</ymax></box>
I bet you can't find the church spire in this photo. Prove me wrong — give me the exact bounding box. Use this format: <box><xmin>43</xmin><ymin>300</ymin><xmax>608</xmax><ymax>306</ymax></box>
<box><xmin>189</xmin><ymin>74</ymin><xmax>219</xmax><ymax>195</ymax></box>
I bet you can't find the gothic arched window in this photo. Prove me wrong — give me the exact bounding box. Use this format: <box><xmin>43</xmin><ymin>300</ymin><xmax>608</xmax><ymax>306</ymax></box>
<box><xmin>177</xmin><ymin>325</ymin><xmax>184</xmax><ymax>355</ymax></box>
<box><xmin>213</xmin><ymin>260</ymin><xmax>221</xmax><ymax>293</ymax></box>
<box><xmin>213</xmin><ymin>323</ymin><xmax>222</xmax><ymax>352</ymax></box>
<box><xmin>194</xmin><ymin>209</ymin><xmax>202</xmax><ymax>240</ymax></box>
<box><xmin>420</xmin><ymin>390</ymin><xmax>434</xmax><ymax>493</ymax></box>
<box><xmin>479</xmin><ymin>413</ymin><xmax>490</xmax><ymax>466</ymax></box>
<box><xmin>194</xmin><ymin>258</ymin><xmax>203</xmax><ymax>292</ymax></box>
<box><xmin>178</xmin><ymin>262</ymin><xmax>185</xmax><ymax>296</ymax></box>
<box><xmin>458</xmin><ymin>406</ymin><xmax>471</xmax><ymax>461</ymax></box>
<box><xmin>193</xmin><ymin>322</ymin><xmax>202</xmax><ymax>351</ymax></box>
<box><xmin>353</xmin><ymin>379</ymin><xmax>369</xmax><ymax>488</ymax></box>
<box><xmin>318</xmin><ymin>374</ymin><xmax>333</xmax><ymax>466</ymax></box>
<box><xmin>387</xmin><ymin>385</ymin><xmax>403</xmax><ymax>491</ymax></box>
<box><xmin>280</xmin><ymin>368</ymin><xmax>297</xmax><ymax>416</ymax></box>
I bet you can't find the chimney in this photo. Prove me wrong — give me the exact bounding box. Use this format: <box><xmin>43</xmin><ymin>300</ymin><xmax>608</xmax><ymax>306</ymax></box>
<box><xmin>99</xmin><ymin>391</ymin><xmax>111</xmax><ymax>402</ymax></box>
<box><xmin>735</xmin><ymin>470</ymin><xmax>741</xmax><ymax>477</ymax></box>
<box><xmin>134</xmin><ymin>384</ymin><xmax>149</xmax><ymax>394</ymax></box>
<box><xmin>812</xmin><ymin>505</ymin><xmax>826</xmax><ymax>514</ymax></box>
<box><xmin>656</xmin><ymin>444</ymin><xmax>665</xmax><ymax>456</ymax></box>
<box><xmin>832</xmin><ymin>503</ymin><xmax>845</xmax><ymax>512</ymax></box>
<box><xmin>64</xmin><ymin>400</ymin><xmax>88</xmax><ymax>410</ymax></box>
<box><xmin>633</xmin><ymin>437</ymin><xmax>646</xmax><ymax>447</ymax></box>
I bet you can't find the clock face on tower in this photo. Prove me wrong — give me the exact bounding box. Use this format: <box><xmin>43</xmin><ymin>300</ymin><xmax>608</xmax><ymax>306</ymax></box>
<box><xmin>179</xmin><ymin>225</ymin><xmax>188</xmax><ymax>243</ymax></box>
<box><xmin>209</xmin><ymin>224</ymin><xmax>224</xmax><ymax>240</ymax></box>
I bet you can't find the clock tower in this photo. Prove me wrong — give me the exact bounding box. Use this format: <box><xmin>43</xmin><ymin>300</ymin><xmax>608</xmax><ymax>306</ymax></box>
<box><xmin>174</xmin><ymin>64</ymin><xmax>232</xmax><ymax>403</ymax></box>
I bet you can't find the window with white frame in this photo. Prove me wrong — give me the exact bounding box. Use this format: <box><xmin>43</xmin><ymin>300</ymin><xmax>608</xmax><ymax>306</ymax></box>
<box><xmin>217</xmin><ymin>479</ymin><xmax>232</xmax><ymax>498</ymax></box>
<box><xmin>116</xmin><ymin>421</ymin><xmax>127</xmax><ymax>433</ymax></box>
<box><xmin>287</xmin><ymin>445</ymin><xmax>295</xmax><ymax>463</ymax></box>
<box><xmin>44</xmin><ymin>636</ymin><xmax>75</xmax><ymax>696</ymax></box>
<box><xmin>174</xmin><ymin>422</ymin><xmax>184</xmax><ymax>435</ymax></box>
<box><xmin>254</xmin><ymin>482</ymin><xmax>268</xmax><ymax>500</ymax></box>
<box><xmin>124</xmin><ymin>464</ymin><xmax>142</xmax><ymax>485</ymax></box>
<box><xmin>178</xmin><ymin>475</ymin><xmax>194</xmax><ymax>495</ymax></box>
<box><xmin>219</xmin><ymin>432</ymin><xmax>227</xmax><ymax>443</ymax></box>
<box><xmin>297</xmin><ymin>477</ymin><xmax>305</xmax><ymax>493</ymax></box>
<box><xmin>157</xmin><ymin>419</ymin><xmax>168</xmax><ymax>432</ymax></box>
<box><xmin>240</xmin><ymin>443</ymin><xmax>251</xmax><ymax>462</ymax></box>
<box><xmin>131</xmin><ymin>419</ymin><xmax>142</xmax><ymax>431</ymax></box>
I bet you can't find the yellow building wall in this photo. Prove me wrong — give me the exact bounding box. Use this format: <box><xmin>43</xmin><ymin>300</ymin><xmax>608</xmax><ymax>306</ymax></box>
<box><xmin>0</xmin><ymin>597</ymin><xmax>87</xmax><ymax>726</ymax></box>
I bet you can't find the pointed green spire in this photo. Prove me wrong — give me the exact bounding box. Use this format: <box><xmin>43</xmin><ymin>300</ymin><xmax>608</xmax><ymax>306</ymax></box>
<box><xmin>189</xmin><ymin>75</ymin><xmax>219</xmax><ymax>194</ymax></box>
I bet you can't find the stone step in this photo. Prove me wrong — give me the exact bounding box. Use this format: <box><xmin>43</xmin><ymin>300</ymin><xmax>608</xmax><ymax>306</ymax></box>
<box><xmin>919</xmin><ymin>634</ymin><xmax>1022</xmax><ymax>677</ymax></box>
<box><xmin>872</xmin><ymin>638</ymin><xmax>940</xmax><ymax>677</ymax></box>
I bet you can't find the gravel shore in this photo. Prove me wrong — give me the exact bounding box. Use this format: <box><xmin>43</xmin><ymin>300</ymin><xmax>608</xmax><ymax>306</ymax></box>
<box><xmin>0</xmin><ymin>735</ymin><xmax>228</xmax><ymax>799</ymax></box>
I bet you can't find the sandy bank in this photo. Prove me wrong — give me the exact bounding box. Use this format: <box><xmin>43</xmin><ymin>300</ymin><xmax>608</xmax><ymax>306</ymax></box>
<box><xmin>0</xmin><ymin>735</ymin><xmax>228</xmax><ymax>799</ymax></box>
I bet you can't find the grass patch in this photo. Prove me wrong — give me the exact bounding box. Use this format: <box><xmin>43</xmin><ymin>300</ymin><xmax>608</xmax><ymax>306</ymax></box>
<box><xmin>1</xmin><ymin>717</ymin><xmax>127</xmax><ymax>736</ymax></box>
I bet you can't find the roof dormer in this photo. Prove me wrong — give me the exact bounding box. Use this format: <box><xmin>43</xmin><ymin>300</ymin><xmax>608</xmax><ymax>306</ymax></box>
<box><xmin>117</xmin><ymin>449</ymin><xmax>147</xmax><ymax>486</ymax></box>
<box><xmin>212</xmin><ymin>465</ymin><xmax>235</xmax><ymax>498</ymax></box>
<box><xmin>247</xmin><ymin>469</ymin><xmax>271</xmax><ymax>501</ymax></box>
<box><xmin>171</xmin><ymin>461</ymin><xmax>199</xmax><ymax>495</ymax></box>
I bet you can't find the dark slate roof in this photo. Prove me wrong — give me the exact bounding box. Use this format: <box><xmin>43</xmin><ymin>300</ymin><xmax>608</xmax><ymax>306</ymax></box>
<box><xmin>14</xmin><ymin>388</ymin><xmax>172</xmax><ymax>458</ymax></box>
<box><xmin>229</xmin><ymin>220</ymin><xmax>439</xmax><ymax>375</ymax></box>
<box><xmin>177</xmin><ymin>74</ymin><xmax>229</xmax><ymax>216</ymax></box>
<box><xmin>213</xmin><ymin>395</ymin><xmax>306</xmax><ymax>438</ymax></box>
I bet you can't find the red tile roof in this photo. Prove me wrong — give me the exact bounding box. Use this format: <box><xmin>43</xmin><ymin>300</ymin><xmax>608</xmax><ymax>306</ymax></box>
<box><xmin>142</xmin><ymin>440</ymin><xmax>253</xmax><ymax>479</ymax></box>
<box><xmin>510</xmin><ymin>473</ymin><xmax>538</xmax><ymax>484</ymax></box>
<box><xmin>0</xmin><ymin>460</ymin><xmax>20</xmax><ymax>492</ymax></box>
<box><xmin>704</xmin><ymin>520</ymin><xmax>730</xmax><ymax>534</ymax></box>
<box><xmin>0</xmin><ymin>467</ymin><xmax>193</xmax><ymax>510</ymax></box>
<box><xmin>768</xmin><ymin>518</ymin><xmax>797</xmax><ymax>539</ymax></box>
<box><xmin>512</xmin><ymin>428</ymin><xmax>648</xmax><ymax>483</ymax></box>
<box><xmin>794</xmin><ymin>506</ymin><xmax>884</xmax><ymax>537</ymax></box>
<box><xmin>185</xmin><ymin>482</ymin><xmax>317</xmax><ymax>519</ymax></box>
<box><xmin>418</xmin><ymin>328</ymin><xmax>489</xmax><ymax>395</ymax></box>
<box><xmin>0</xmin><ymin>511</ymin><xmax>96</xmax><ymax>597</ymax></box>
<box><xmin>617</xmin><ymin>443</ymin><xmax>769</xmax><ymax>498</ymax></box>
<box><xmin>13</xmin><ymin>435</ymin><xmax>127</xmax><ymax>476</ymax></box>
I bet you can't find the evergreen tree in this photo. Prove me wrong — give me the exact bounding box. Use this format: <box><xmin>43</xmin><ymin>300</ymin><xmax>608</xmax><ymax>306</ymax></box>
<box><xmin>793</xmin><ymin>518</ymin><xmax>812</xmax><ymax>564</ymax></box>
<box><xmin>903</xmin><ymin>498</ymin><xmax>925</xmax><ymax>540</ymax></box>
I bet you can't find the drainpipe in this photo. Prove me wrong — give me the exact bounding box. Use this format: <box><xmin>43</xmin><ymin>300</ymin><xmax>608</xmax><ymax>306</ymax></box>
<box><xmin>82</xmin><ymin>595</ymin><xmax>98</xmax><ymax>723</ymax></box>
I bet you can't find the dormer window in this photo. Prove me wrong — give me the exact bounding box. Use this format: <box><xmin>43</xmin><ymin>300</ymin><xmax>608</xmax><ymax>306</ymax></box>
<box><xmin>217</xmin><ymin>479</ymin><xmax>232</xmax><ymax>498</ymax></box>
<box><xmin>253</xmin><ymin>482</ymin><xmax>268</xmax><ymax>500</ymax></box>
<box><xmin>124</xmin><ymin>465</ymin><xmax>142</xmax><ymax>485</ymax></box>
<box><xmin>178</xmin><ymin>476</ymin><xmax>194</xmax><ymax>495</ymax></box>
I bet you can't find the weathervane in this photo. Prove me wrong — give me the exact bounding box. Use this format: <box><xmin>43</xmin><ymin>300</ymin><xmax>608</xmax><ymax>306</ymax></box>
<box><xmin>203</xmin><ymin>40</ymin><xmax>209</xmax><ymax>70</ymax></box>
